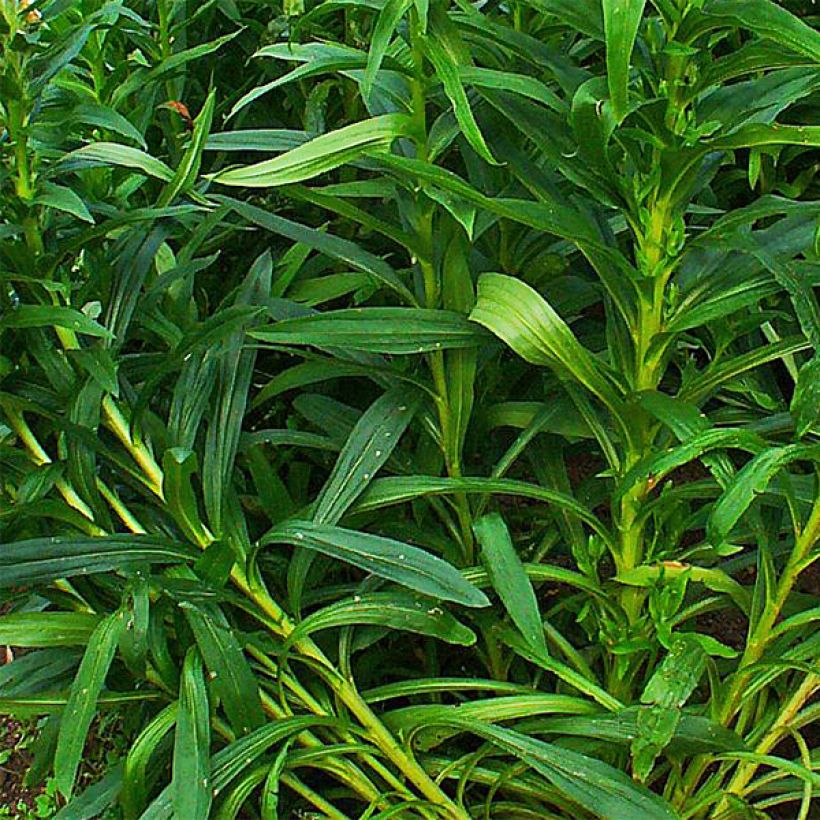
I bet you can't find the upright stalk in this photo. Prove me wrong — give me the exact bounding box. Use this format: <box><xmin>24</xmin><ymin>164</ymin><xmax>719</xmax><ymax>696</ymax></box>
<box><xmin>408</xmin><ymin>9</ymin><xmax>474</xmax><ymax>561</ymax></box>
<box><xmin>677</xmin><ymin>488</ymin><xmax>820</xmax><ymax>808</ymax></box>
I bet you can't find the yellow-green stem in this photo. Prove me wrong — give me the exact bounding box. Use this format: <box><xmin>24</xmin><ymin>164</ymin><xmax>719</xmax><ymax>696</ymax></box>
<box><xmin>678</xmin><ymin>490</ymin><xmax>820</xmax><ymax>806</ymax></box>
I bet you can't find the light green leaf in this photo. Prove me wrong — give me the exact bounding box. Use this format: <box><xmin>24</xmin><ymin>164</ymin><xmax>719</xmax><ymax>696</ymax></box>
<box><xmin>56</xmin><ymin>143</ymin><xmax>174</xmax><ymax>181</ymax></box>
<box><xmin>708</xmin><ymin>443</ymin><xmax>817</xmax><ymax>546</ymax></box>
<box><xmin>435</xmin><ymin>719</ymin><xmax>678</xmax><ymax>819</ymax></box>
<box><xmin>35</xmin><ymin>183</ymin><xmax>94</xmax><ymax>223</ymax></box>
<box><xmin>424</xmin><ymin>36</ymin><xmax>498</xmax><ymax>164</ymax></box>
<box><xmin>211</xmin><ymin>114</ymin><xmax>411</xmax><ymax>187</ymax></box>
<box><xmin>0</xmin><ymin>613</ymin><xmax>101</xmax><ymax>647</ymax></box>
<box><xmin>363</xmin><ymin>0</ymin><xmax>413</xmax><ymax>100</ymax></box>
<box><xmin>157</xmin><ymin>89</ymin><xmax>216</xmax><ymax>207</ymax></box>
<box><xmin>0</xmin><ymin>305</ymin><xmax>112</xmax><ymax>339</ymax></box>
<box><xmin>470</xmin><ymin>273</ymin><xmax>623</xmax><ymax>412</ymax></box>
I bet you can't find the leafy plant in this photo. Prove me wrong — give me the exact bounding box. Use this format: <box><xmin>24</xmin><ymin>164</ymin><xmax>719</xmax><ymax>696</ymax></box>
<box><xmin>1</xmin><ymin>0</ymin><xmax>819</xmax><ymax>815</ymax></box>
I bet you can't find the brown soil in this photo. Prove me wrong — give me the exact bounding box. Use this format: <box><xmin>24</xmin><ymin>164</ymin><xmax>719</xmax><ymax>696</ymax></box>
<box><xmin>0</xmin><ymin>714</ymin><xmax>48</xmax><ymax>817</ymax></box>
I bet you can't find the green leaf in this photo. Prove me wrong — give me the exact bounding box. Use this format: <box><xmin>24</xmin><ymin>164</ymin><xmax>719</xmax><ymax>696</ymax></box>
<box><xmin>53</xmin><ymin>763</ymin><xmax>123</xmax><ymax>820</ymax></box>
<box><xmin>173</xmin><ymin>649</ymin><xmax>212</xmax><ymax>819</ymax></box>
<box><xmin>55</xmin><ymin>612</ymin><xmax>125</xmax><ymax>798</ymax></box>
<box><xmin>470</xmin><ymin>273</ymin><xmax>624</xmax><ymax>412</ymax></box>
<box><xmin>520</xmin><ymin>0</ymin><xmax>604</xmax><ymax>39</ymax></box>
<box><xmin>0</xmin><ymin>305</ymin><xmax>112</xmax><ymax>339</ymax></box>
<box><xmin>203</xmin><ymin>251</ymin><xmax>270</xmax><ymax>535</ymax></box>
<box><xmin>791</xmin><ymin>355</ymin><xmax>820</xmax><ymax>437</ymax></box>
<box><xmin>602</xmin><ymin>0</ymin><xmax>645</xmax><ymax>121</ymax></box>
<box><xmin>313</xmin><ymin>386</ymin><xmax>421</xmax><ymax>525</ymax></box>
<box><xmin>34</xmin><ymin>183</ymin><xmax>94</xmax><ymax>223</ymax></box>
<box><xmin>67</xmin><ymin>347</ymin><xmax>119</xmax><ymax>396</ymax></box>
<box><xmin>122</xmin><ymin>704</ymin><xmax>178</xmax><ymax>818</ymax></box>
<box><xmin>217</xmin><ymin>196</ymin><xmax>416</xmax><ymax>304</ymax></box>
<box><xmin>56</xmin><ymin>143</ymin><xmax>174</xmax><ymax>181</ymax></box>
<box><xmin>363</xmin><ymin>0</ymin><xmax>413</xmax><ymax>101</ymax></box>
<box><xmin>211</xmin><ymin>114</ymin><xmax>411</xmax><ymax>187</ymax></box>
<box><xmin>286</xmin><ymin>592</ymin><xmax>477</xmax><ymax>648</ymax></box>
<box><xmin>424</xmin><ymin>36</ymin><xmax>498</xmax><ymax>164</ymax></box>
<box><xmin>353</xmin><ymin>475</ymin><xmax>613</xmax><ymax>547</ymax></box>
<box><xmin>261</xmin><ymin>520</ymin><xmax>489</xmax><ymax>607</ymax></box>
<box><xmin>184</xmin><ymin>604</ymin><xmax>266</xmax><ymax>735</ymax></box>
<box><xmin>473</xmin><ymin>513</ymin><xmax>546</xmax><ymax>654</ymax></box>
<box><xmin>681</xmin><ymin>0</ymin><xmax>820</xmax><ymax>64</ymax></box>
<box><xmin>434</xmin><ymin>720</ymin><xmax>678</xmax><ymax>819</ymax></box>
<box><xmin>0</xmin><ymin>536</ymin><xmax>197</xmax><ymax>588</ymax></box>
<box><xmin>383</xmin><ymin>694</ymin><xmax>598</xmax><ymax>749</ymax></box>
<box><xmin>633</xmin><ymin>636</ymin><xmax>707</xmax><ymax>780</ymax></box>
<box><xmin>162</xmin><ymin>448</ymin><xmax>212</xmax><ymax>547</ymax></box>
<box><xmin>708</xmin><ymin>444</ymin><xmax>816</xmax><ymax>547</ymax></box>
<box><xmin>538</xmin><ymin>708</ymin><xmax>747</xmax><ymax>754</ymax></box>
<box><xmin>250</xmin><ymin>307</ymin><xmax>485</xmax><ymax>353</ymax></box>
<box><xmin>0</xmin><ymin>613</ymin><xmax>101</xmax><ymax>647</ymax></box>
<box><xmin>157</xmin><ymin>89</ymin><xmax>216</xmax><ymax>207</ymax></box>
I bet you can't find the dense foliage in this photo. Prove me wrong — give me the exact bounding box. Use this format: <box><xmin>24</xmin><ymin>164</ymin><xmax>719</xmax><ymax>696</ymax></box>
<box><xmin>1</xmin><ymin>0</ymin><xmax>819</xmax><ymax>815</ymax></box>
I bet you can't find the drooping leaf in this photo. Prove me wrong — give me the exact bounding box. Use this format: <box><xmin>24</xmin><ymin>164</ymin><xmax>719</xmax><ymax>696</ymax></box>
<box><xmin>211</xmin><ymin>114</ymin><xmax>411</xmax><ymax>187</ymax></box>
<box><xmin>285</xmin><ymin>592</ymin><xmax>477</xmax><ymax>648</ymax></box>
<box><xmin>0</xmin><ymin>536</ymin><xmax>197</xmax><ymax>588</ymax></box>
<box><xmin>261</xmin><ymin>520</ymin><xmax>489</xmax><ymax>607</ymax></box>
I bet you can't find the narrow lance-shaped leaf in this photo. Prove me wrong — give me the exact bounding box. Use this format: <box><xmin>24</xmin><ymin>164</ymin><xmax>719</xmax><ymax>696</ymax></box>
<box><xmin>0</xmin><ymin>305</ymin><xmax>112</xmax><ymax>339</ymax></box>
<box><xmin>470</xmin><ymin>273</ymin><xmax>624</xmax><ymax>414</ymax></box>
<box><xmin>251</xmin><ymin>307</ymin><xmax>485</xmax><ymax>354</ymax></box>
<box><xmin>424</xmin><ymin>35</ymin><xmax>498</xmax><ymax>165</ymax></box>
<box><xmin>0</xmin><ymin>536</ymin><xmax>197</xmax><ymax>589</ymax></box>
<box><xmin>162</xmin><ymin>448</ymin><xmax>212</xmax><ymax>547</ymax></box>
<box><xmin>314</xmin><ymin>386</ymin><xmax>421</xmax><ymax>525</ymax></box>
<box><xmin>708</xmin><ymin>443</ymin><xmax>819</xmax><ymax>547</ymax></box>
<box><xmin>211</xmin><ymin>114</ymin><xmax>412</xmax><ymax>187</ymax></box>
<box><xmin>157</xmin><ymin>89</ymin><xmax>216</xmax><ymax>207</ymax></box>
<box><xmin>430</xmin><ymin>719</ymin><xmax>678</xmax><ymax>819</ymax></box>
<box><xmin>603</xmin><ymin>0</ymin><xmax>646</xmax><ymax>121</ymax></box>
<box><xmin>184</xmin><ymin>602</ymin><xmax>266</xmax><ymax>734</ymax></box>
<box><xmin>55</xmin><ymin>612</ymin><xmax>126</xmax><ymax>798</ymax></box>
<box><xmin>363</xmin><ymin>0</ymin><xmax>413</xmax><ymax>101</ymax></box>
<box><xmin>55</xmin><ymin>143</ymin><xmax>174</xmax><ymax>181</ymax></box>
<box><xmin>284</xmin><ymin>592</ymin><xmax>477</xmax><ymax>649</ymax></box>
<box><xmin>173</xmin><ymin>648</ymin><xmax>212</xmax><ymax>819</ymax></box>
<box><xmin>216</xmin><ymin>195</ymin><xmax>416</xmax><ymax>304</ymax></box>
<box><xmin>204</xmin><ymin>251</ymin><xmax>271</xmax><ymax>535</ymax></box>
<box><xmin>261</xmin><ymin>520</ymin><xmax>489</xmax><ymax>608</ymax></box>
<box><xmin>791</xmin><ymin>355</ymin><xmax>820</xmax><ymax>438</ymax></box>
<box><xmin>473</xmin><ymin>513</ymin><xmax>546</xmax><ymax>655</ymax></box>
<box><xmin>0</xmin><ymin>613</ymin><xmax>101</xmax><ymax>647</ymax></box>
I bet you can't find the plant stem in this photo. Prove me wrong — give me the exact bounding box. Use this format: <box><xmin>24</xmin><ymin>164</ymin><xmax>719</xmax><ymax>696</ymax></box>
<box><xmin>677</xmin><ymin>488</ymin><xmax>820</xmax><ymax>806</ymax></box>
<box><xmin>713</xmin><ymin>672</ymin><xmax>820</xmax><ymax>815</ymax></box>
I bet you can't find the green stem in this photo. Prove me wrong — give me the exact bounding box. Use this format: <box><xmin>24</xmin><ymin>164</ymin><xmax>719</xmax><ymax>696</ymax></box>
<box><xmin>677</xmin><ymin>489</ymin><xmax>820</xmax><ymax>806</ymax></box>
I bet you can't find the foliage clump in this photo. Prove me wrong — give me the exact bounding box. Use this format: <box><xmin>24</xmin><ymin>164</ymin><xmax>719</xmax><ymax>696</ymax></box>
<box><xmin>1</xmin><ymin>0</ymin><xmax>819</xmax><ymax>815</ymax></box>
